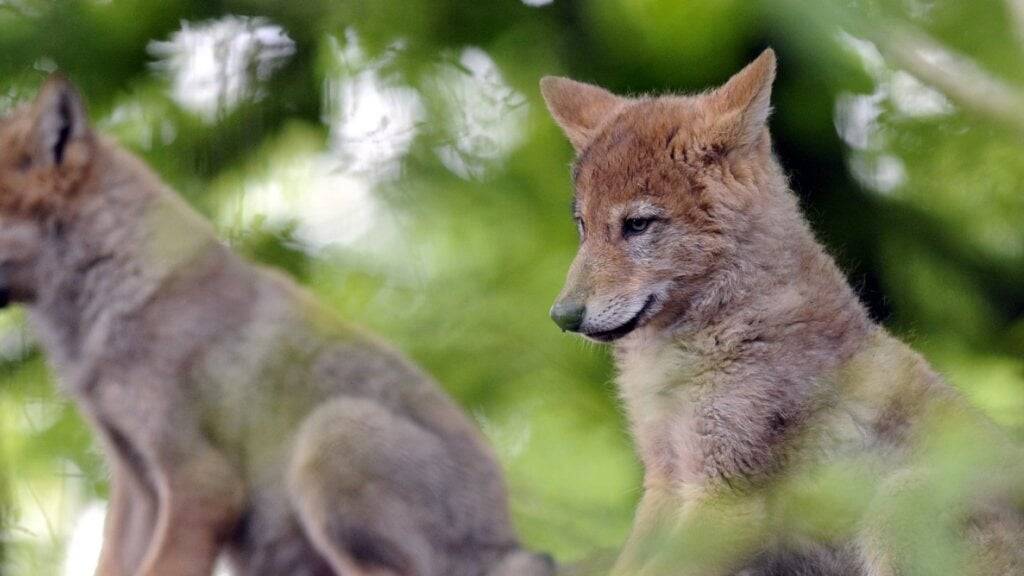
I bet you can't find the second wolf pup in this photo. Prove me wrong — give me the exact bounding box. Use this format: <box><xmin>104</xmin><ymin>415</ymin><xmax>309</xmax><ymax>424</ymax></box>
<box><xmin>542</xmin><ymin>49</ymin><xmax>1024</xmax><ymax>575</ymax></box>
<box><xmin>0</xmin><ymin>77</ymin><xmax>554</xmax><ymax>576</ymax></box>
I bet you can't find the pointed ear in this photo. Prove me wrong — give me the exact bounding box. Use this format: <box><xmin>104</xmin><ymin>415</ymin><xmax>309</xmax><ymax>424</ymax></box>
<box><xmin>540</xmin><ymin>76</ymin><xmax>626</xmax><ymax>152</ymax></box>
<box><xmin>705</xmin><ymin>48</ymin><xmax>776</xmax><ymax>150</ymax></box>
<box><xmin>29</xmin><ymin>75</ymin><xmax>92</xmax><ymax>168</ymax></box>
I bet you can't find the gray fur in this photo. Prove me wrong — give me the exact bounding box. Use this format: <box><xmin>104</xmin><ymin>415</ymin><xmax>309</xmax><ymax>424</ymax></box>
<box><xmin>0</xmin><ymin>79</ymin><xmax>553</xmax><ymax>576</ymax></box>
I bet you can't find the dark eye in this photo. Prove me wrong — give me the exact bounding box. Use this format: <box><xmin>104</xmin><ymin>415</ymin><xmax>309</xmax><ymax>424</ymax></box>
<box><xmin>623</xmin><ymin>217</ymin><xmax>653</xmax><ymax>237</ymax></box>
<box><xmin>575</xmin><ymin>217</ymin><xmax>585</xmax><ymax>239</ymax></box>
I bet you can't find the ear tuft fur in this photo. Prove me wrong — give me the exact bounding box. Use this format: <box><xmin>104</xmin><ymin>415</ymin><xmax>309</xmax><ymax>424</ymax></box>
<box><xmin>540</xmin><ymin>76</ymin><xmax>626</xmax><ymax>152</ymax></box>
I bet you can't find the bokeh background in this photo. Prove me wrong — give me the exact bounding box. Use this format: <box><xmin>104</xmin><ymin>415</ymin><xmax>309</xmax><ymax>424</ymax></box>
<box><xmin>1</xmin><ymin>1</ymin><xmax>1023</xmax><ymax>574</ymax></box>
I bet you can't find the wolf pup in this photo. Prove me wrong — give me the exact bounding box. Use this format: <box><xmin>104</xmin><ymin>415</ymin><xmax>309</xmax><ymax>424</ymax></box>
<box><xmin>0</xmin><ymin>77</ymin><xmax>554</xmax><ymax>576</ymax></box>
<box><xmin>541</xmin><ymin>50</ymin><xmax>1024</xmax><ymax>575</ymax></box>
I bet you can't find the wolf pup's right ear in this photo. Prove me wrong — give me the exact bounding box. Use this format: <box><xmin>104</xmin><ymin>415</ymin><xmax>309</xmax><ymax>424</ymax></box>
<box><xmin>29</xmin><ymin>75</ymin><xmax>93</xmax><ymax>172</ymax></box>
<box><xmin>540</xmin><ymin>76</ymin><xmax>626</xmax><ymax>152</ymax></box>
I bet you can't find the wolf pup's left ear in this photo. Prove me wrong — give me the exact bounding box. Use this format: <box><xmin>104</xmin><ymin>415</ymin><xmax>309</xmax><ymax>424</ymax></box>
<box><xmin>540</xmin><ymin>76</ymin><xmax>626</xmax><ymax>152</ymax></box>
<box><xmin>705</xmin><ymin>48</ymin><xmax>776</xmax><ymax>151</ymax></box>
<box><xmin>29</xmin><ymin>75</ymin><xmax>93</xmax><ymax>170</ymax></box>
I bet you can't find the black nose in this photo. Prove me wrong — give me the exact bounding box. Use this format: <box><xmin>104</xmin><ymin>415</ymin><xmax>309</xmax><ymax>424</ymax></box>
<box><xmin>550</xmin><ymin>300</ymin><xmax>585</xmax><ymax>332</ymax></box>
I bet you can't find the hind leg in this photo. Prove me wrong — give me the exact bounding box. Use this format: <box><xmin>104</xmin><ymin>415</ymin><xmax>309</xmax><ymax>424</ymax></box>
<box><xmin>224</xmin><ymin>488</ymin><xmax>336</xmax><ymax>576</ymax></box>
<box><xmin>288</xmin><ymin>398</ymin><xmax>458</xmax><ymax>576</ymax></box>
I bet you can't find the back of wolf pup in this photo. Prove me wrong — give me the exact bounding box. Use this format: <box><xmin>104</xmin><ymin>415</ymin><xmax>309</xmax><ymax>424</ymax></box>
<box><xmin>541</xmin><ymin>50</ymin><xmax>1024</xmax><ymax>575</ymax></box>
<box><xmin>0</xmin><ymin>77</ymin><xmax>554</xmax><ymax>576</ymax></box>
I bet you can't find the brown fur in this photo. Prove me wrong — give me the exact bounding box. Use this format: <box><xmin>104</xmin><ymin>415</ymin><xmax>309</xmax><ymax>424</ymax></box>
<box><xmin>542</xmin><ymin>49</ymin><xmax>1024</xmax><ymax>575</ymax></box>
<box><xmin>0</xmin><ymin>77</ymin><xmax>555</xmax><ymax>576</ymax></box>
<box><xmin>0</xmin><ymin>79</ymin><xmax>94</xmax><ymax>217</ymax></box>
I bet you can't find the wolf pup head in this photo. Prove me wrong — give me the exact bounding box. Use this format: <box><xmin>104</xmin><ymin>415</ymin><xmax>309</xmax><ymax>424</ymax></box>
<box><xmin>0</xmin><ymin>76</ymin><xmax>96</xmax><ymax>306</ymax></box>
<box><xmin>542</xmin><ymin>49</ymin><xmax>786</xmax><ymax>342</ymax></box>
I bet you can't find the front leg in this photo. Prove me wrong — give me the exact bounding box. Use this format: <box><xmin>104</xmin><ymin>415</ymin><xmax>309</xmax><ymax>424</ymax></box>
<box><xmin>137</xmin><ymin>439</ymin><xmax>246</xmax><ymax>576</ymax></box>
<box><xmin>92</xmin><ymin>381</ymin><xmax>246</xmax><ymax>576</ymax></box>
<box><xmin>613</xmin><ymin>484</ymin><xmax>680</xmax><ymax>575</ymax></box>
<box><xmin>614</xmin><ymin>482</ymin><xmax>767</xmax><ymax>576</ymax></box>
<box><xmin>82</xmin><ymin>414</ymin><xmax>159</xmax><ymax>576</ymax></box>
<box><xmin>94</xmin><ymin>465</ymin><xmax>157</xmax><ymax>576</ymax></box>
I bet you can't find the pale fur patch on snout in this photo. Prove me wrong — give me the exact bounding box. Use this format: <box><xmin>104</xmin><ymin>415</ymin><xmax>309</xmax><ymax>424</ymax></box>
<box><xmin>582</xmin><ymin>279</ymin><xmax>674</xmax><ymax>336</ymax></box>
<box><xmin>581</xmin><ymin>292</ymin><xmax>647</xmax><ymax>333</ymax></box>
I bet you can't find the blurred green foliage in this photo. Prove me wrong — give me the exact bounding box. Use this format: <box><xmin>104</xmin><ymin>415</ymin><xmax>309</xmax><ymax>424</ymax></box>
<box><xmin>0</xmin><ymin>0</ymin><xmax>1022</xmax><ymax>574</ymax></box>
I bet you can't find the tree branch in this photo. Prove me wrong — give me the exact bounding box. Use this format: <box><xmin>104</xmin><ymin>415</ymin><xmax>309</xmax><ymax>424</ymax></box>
<box><xmin>868</xmin><ymin>22</ymin><xmax>1024</xmax><ymax>134</ymax></box>
<box><xmin>1008</xmin><ymin>0</ymin><xmax>1024</xmax><ymax>48</ymax></box>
